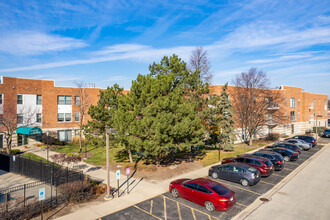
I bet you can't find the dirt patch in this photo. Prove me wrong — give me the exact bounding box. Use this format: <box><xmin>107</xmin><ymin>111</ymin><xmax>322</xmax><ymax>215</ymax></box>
<box><xmin>108</xmin><ymin>160</ymin><xmax>203</xmax><ymax>182</ymax></box>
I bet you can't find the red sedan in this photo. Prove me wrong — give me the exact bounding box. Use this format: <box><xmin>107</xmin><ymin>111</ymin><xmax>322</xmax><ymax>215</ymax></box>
<box><xmin>169</xmin><ymin>178</ymin><xmax>236</xmax><ymax>212</ymax></box>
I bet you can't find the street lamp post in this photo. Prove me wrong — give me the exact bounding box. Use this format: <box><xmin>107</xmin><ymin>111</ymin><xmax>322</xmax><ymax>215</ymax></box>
<box><xmin>105</xmin><ymin>129</ymin><xmax>111</xmax><ymax>200</ymax></box>
<box><xmin>46</xmin><ymin>130</ymin><xmax>49</xmax><ymax>162</ymax></box>
<box><xmin>218</xmin><ymin>128</ymin><xmax>223</xmax><ymax>162</ymax></box>
<box><xmin>84</xmin><ymin>132</ymin><xmax>87</xmax><ymax>159</ymax></box>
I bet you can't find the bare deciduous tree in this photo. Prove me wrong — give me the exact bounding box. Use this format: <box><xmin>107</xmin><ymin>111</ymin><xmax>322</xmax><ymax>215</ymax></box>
<box><xmin>189</xmin><ymin>46</ymin><xmax>213</xmax><ymax>84</ymax></box>
<box><xmin>0</xmin><ymin>106</ymin><xmax>39</xmax><ymax>153</ymax></box>
<box><xmin>231</xmin><ymin>68</ymin><xmax>288</xmax><ymax>145</ymax></box>
<box><xmin>73</xmin><ymin>81</ymin><xmax>91</xmax><ymax>153</ymax></box>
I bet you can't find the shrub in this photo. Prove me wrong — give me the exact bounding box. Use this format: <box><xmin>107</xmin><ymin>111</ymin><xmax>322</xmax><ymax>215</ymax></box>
<box><xmin>10</xmin><ymin>149</ymin><xmax>21</xmax><ymax>155</ymax></box>
<box><xmin>266</xmin><ymin>133</ymin><xmax>280</xmax><ymax>141</ymax></box>
<box><xmin>58</xmin><ymin>180</ymin><xmax>93</xmax><ymax>203</ymax></box>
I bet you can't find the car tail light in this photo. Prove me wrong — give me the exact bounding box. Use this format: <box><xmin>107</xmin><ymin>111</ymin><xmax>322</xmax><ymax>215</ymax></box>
<box><xmin>293</xmin><ymin>153</ymin><xmax>298</xmax><ymax>156</ymax></box>
<box><xmin>277</xmin><ymin>161</ymin><xmax>282</xmax><ymax>164</ymax></box>
<box><xmin>312</xmin><ymin>141</ymin><xmax>315</xmax><ymax>143</ymax></box>
<box><xmin>219</xmin><ymin>198</ymin><xmax>229</xmax><ymax>202</ymax></box>
<box><xmin>295</xmin><ymin>148</ymin><xmax>299</xmax><ymax>151</ymax></box>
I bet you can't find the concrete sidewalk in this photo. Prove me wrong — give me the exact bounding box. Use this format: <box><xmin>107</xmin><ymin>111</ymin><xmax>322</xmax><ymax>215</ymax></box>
<box><xmin>244</xmin><ymin>143</ymin><xmax>330</xmax><ymax>220</ymax></box>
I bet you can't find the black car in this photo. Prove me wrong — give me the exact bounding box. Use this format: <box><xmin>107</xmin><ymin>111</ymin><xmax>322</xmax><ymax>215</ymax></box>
<box><xmin>209</xmin><ymin>163</ymin><xmax>261</xmax><ymax>187</ymax></box>
<box><xmin>291</xmin><ymin>135</ymin><xmax>317</xmax><ymax>147</ymax></box>
<box><xmin>267</xmin><ymin>143</ymin><xmax>302</xmax><ymax>154</ymax></box>
<box><xmin>264</xmin><ymin>147</ymin><xmax>299</xmax><ymax>162</ymax></box>
<box><xmin>322</xmin><ymin>129</ymin><xmax>330</xmax><ymax>138</ymax></box>
<box><xmin>252</xmin><ymin>151</ymin><xmax>284</xmax><ymax>171</ymax></box>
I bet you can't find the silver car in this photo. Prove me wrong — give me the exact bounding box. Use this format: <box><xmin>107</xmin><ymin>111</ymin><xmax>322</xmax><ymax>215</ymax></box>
<box><xmin>284</xmin><ymin>139</ymin><xmax>312</xmax><ymax>150</ymax></box>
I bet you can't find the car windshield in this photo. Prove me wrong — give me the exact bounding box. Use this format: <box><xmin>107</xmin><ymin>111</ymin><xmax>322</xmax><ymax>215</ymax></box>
<box><xmin>265</xmin><ymin>160</ymin><xmax>272</xmax><ymax>166</ymax></box>
<box><xmin>325</xmin><ymin>129</ymin><xmax>330</xmax><ymax>132</ymax></box>
<box><xmin>211</xmin><ymin>184</ymin><xmax>230</xmax><ymax>196</ymax></box>
<box><xmin>248</xmin><ymin>167</ymin><xmax>257</xmax><ymax>172</ymax></box>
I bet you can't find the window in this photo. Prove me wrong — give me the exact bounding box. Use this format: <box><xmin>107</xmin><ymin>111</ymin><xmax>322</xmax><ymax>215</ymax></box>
<box><xmin>36</xmin><ymin>95</ymin><xmax>42</xmax><ymax>105</ymax></box>
<box><xmin>66</xmin><ymin>96</ymin><xmax>72</xmax><ymax>105</ymax></box>
<box><xmin>75</xmin><ymin>96</ymin><xmax>80</xmax><ymax>105</ymax></box>
<box><xmin>290</xmin><ymin>98</ymin><xmax>295</xmax><ymax>107</ymax></box>
<box><xmin>57</xmin><ymin>113</ymin><xmax>64</xmax><ymax>122</ymax></box>
<box><xmin>36</xmin><ymin>113</ymin><xmax>42</xmax><ymax>123</ymax></box>
<box><xmin>75</xmin><ymin>112</ymin><xmax>80</xmax><ymax>122</ymax></box>
<box><xmin>235</xmin><ymin>158</ymin><xmax>245</xmax><ymax>163</ymax></box>
<box><xmin>17</xmin><ymin>95</ymin><xmax>23</xmax><ymax>104</ymax></box>
<box><xmin>65</xmin><ymin>113</ymin><xmax>71</xmax><ymax>122</ymax></box>
<box><xmin>319</xmin><ymin>110</ymin><xmax>321</xmax><ymax>116</ymax></box>
<box><xmin>183</xmin><ymin>182</ymin><xmax>198</xmax><ymax>190</ymax></box>
<box><xmin>233</xmin><ymin>166</ymin><xmax>245</xmax><ymax>173</ymax></box>
<box><xmin>57</xmin><ymin>95</ymin><xmax>72</xmax><ymax>105</ymax></box>
<box><xmin>290</xmin><ymin>111</ymin><xmax>295</xmax><ymax>121</ymax></box>
<box><xmin>17</xmin><ymin>114</ymin><xmax>23</xmax><ymax>124</ymax></box>
<box><xmin>0</xmin><ymin>94</ymin><xmax>2</xmax><ymax>104</ymax></box>
<box><xmin>58</xmin><ymin>113</ymin><xmax>72</xmax><ymax>122</ymax></box>
<box><xmin>319</xmin><ymin>99</ymin><xmax>320</xmax><ymax>105</ymax></box>
<box><xmin>298</xmin><ymin>111</ymin><xmax>300</xmax><ymax>119</ymax></box>
<box><xmin>222</xmin><ymin>165</ymin><xmax>234</xmax><ymax>171</ymax></box>
<box><xmin>245</xmin><ymin>158</ymin><xmax>253</xmax><ymax>164</ymax></box>
<box><xmin>17</xmin><ymin>134</ymin><xmax>28</xmax><ymax>146</ymax></box>
<box><xmin>254</xmin><ymin>160</ymin><xmax>262</xmax><ymax>166</ymax></box>
<box><xmin>58</xmin><ymin>130</ymin><xmax>72</xmax><ymax>142</ymax></box>
<box><xmin>197</xmin><ymin>184</ymin><xmax>212</xmax><ymax>194</ymax></box>
<box><xmin>298</xmin><ymin>99</ymin><xmax>300</xmax><ymax>105</ymax></box>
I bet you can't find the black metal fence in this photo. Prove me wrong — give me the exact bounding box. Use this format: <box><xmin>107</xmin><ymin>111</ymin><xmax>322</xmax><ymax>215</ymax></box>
<box><xmin>0</xmin><ymin>153</ymin><xmax>84</xmax><ymax>187</ymax></box>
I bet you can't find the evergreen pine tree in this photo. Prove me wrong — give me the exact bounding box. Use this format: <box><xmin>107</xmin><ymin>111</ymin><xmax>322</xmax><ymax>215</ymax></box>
<box><xmin>218</xmin><ymin>83</ymin><xmax>235</xmax><ymax>151</ymax></box>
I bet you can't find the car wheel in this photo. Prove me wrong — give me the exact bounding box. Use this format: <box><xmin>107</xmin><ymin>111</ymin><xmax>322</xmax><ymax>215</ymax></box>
<box><xmin>284</xmin><ymin>156</ymin><xmax>290</xmax><ymax>162</ymax></box>
<box><xmin>171</xmin><ymin>188</ymin><xmax>179</xmax><ymax>198</ymax></box>
<box><xmin>240</xmin><ymin>178</ymin><xmax>249</xmax><ymax>187</ymax></box>
<box><xmin>211</xmin><ymin>172</ymin><xmax>218</xmax><ymax>179</ymax></box>
<box><xmin>205</xmin><ymin>201</ymin><xmax>215</xmax><ymax>212</ymax></box>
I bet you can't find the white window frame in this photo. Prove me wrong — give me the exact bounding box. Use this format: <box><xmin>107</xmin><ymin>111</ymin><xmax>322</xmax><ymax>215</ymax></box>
<box><xmin>58</xmin><ymin>130</ymin><xmax>72</xmax><ymax>142</ymax></box>
<box><xmin>290</xmin><ymin>98</ymin><xmax>295</xmax><ymax>108</ymax></box>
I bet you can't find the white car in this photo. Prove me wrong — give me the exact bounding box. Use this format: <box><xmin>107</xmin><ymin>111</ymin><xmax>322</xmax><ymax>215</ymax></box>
<box><xmin>284</xmin><ymin>139</ymin><xmax>312</xmax><ymax>150</ymax></box>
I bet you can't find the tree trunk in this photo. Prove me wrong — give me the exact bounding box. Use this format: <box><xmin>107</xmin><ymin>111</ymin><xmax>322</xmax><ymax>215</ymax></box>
<box><xmin>249</xmin><ymin>134</ymin><xmax>253</xmax><ymax>146</ymax></box>
<box><xmin>128</xmin><ymin>149</ymin><xmax>133</xmax><ymax>163</ymax></box>
<box><xmin>79</xmin><ymin>128</ymin><xmax>82</xmax><ymax>153</ymax></box>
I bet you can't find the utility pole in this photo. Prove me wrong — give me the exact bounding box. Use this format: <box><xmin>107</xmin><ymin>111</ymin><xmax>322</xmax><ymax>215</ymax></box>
<box><xmin>316</xmin><ymin>115</ymin><xmax>322</xmax><ymax>142</ymax></box>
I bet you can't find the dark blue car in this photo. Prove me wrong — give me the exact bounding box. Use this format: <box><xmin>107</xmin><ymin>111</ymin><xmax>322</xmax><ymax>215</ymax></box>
<box><xmin>209</xmin><ymin>163</ymin><xmax>260</xmax><ymax>187</ymax></box>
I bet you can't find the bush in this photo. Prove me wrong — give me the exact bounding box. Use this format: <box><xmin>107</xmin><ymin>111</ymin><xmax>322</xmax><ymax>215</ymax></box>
<box><xmin>10</xmin><ymin>149</ymin><xmax>21</xmax><ymax>155</ymax></box>
<box><xmin>58</xmin><ymin>181</ymin><xmax>93</xmax><ymax>203</ymax></box>
<box><xmin>266</xmin><ymin>133</ymin><xmax>280</xmax><ymax>141</ymax></box>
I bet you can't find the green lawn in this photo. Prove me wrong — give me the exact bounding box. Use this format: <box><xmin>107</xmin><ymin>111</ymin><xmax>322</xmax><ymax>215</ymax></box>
<box><xmin>51</xmin><ymin>144</ymin><xmax>125</xmax><ymax>165</ymax></box>
<box><xmin>23</xmin><ymin>152</ymin><xmax>53</xmax><ymax>164</ymax></box>
<box><xmin>199</xmin><ymin>141</ymin><xmax>272</xmax><ymax>167</ymax></box>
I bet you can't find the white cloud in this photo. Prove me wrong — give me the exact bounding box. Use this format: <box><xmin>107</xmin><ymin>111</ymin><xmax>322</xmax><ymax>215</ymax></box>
<box><xmin>0</xmin><ymin>31</ymin><xmax>87</xmax><ymax>55</ymax></box>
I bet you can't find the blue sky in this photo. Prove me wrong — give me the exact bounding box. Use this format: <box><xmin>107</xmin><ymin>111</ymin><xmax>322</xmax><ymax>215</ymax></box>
<box><xmin>0</xmin><ymin>0</ymin><xmax>330</xmax><ymax>95</ymax></box>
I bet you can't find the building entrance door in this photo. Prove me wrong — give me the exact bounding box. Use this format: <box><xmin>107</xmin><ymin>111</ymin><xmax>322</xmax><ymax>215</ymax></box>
<box><xmin>291</xmin><ymin>124</ymin><xmax>295</xmax><ymax>134</ymax></box>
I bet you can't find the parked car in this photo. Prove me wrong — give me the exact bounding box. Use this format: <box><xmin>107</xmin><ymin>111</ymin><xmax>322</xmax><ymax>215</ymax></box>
<box><xmin>322</xmin><ymin>129</ymin><xmax>330</xmax><ymax>138</ymax></box>
<box><xmin>267</xmin><ymin>142</ymin><xmax>302</xmax><ymax>154</ymax></box>
<box><xmin>209</xmin><ymin>163</ymin><xmax>261</xmax><ymax>187</ymax></box>
<box><xmin>284</xmin><ymin>139</ymin><xmax>312</xmax><ymax>150</ymax></box>
<box><xmin>169</xmin><ymin>178</ymin><xmax>236</xmax><ymax>212</ymax></box>
<box><xmin>291</xmin><ymin>135</ymin><xmax>317</xmax><ymax>147</ymax></box>
<box><xmin>221</xmin><ymin>155</ymin><xmax>274</xmax><ymax>177</ymax></box>
<box><xmin>263</xmin><ymin>147</ymin><xmax>299</xmax><ymax>162</ymax></box>
<box><xmin>252</xmin><ymin>151</ymin><xmax>284</xmax><ymax>171</ymax></box>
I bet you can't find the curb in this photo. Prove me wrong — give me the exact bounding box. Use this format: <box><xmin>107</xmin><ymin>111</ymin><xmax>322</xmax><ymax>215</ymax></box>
<box><xmin>232</xmin><ymin>143</ymin><xmax>330</xmax><ymax>220</ymax></box>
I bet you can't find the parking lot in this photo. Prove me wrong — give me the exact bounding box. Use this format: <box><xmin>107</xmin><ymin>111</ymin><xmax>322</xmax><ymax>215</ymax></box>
<box><xmin>102</xmin><ymin>138</ymin><xmax>329</xmax><ymax>220</ymax></box>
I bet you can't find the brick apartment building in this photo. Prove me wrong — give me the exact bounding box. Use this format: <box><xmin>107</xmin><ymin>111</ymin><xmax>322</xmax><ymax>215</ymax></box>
<box><xmin>0</xmin><ymin>76</ymin><xmax>102</xmax><ymax>148</ymax></box>
<box><xmin>210</xmin><ymin>85</ymin><xmax>328</xmax><ymax>141</ymax></box>
<box><xmin>0</xmin><ymin>76</ymin><xmax>328</xmax><ymax>149</ymax></box>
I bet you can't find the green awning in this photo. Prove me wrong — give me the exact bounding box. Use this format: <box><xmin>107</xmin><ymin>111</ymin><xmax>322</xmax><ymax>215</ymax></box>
<box><xmin>16</xmin><ymin>127</ymin><xmax>43</xmax><ymax>135</ymax></box>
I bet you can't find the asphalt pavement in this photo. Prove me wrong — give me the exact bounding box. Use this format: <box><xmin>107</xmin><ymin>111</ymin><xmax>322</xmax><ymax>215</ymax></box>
<box><xmin>101</xmin><ymin>138</ymin><xmax>330</xmax><ymax>220</ymax></box>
